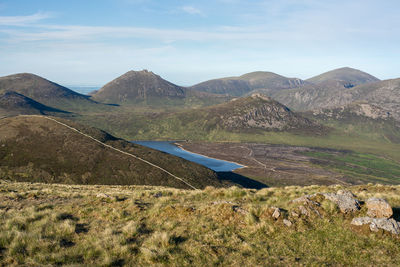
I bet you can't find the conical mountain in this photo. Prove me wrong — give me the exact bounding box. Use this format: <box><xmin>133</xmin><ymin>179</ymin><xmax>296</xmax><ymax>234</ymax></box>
<box><xmin>0</xmin><ymin>91</ymin><xmax>69</xmax><ymax>116</ymax></box>
<box><xmin>0</xmin><ymin>116</ymin><xmax>228</xmax><ymax>189</ymax></box>
<box><xmin>0</xmin><ymin>73</ymin><xmax>100</xmax><ymax>111</ymax></box>
<box><xmin>92</xmin><ymin>70</ymin><xmax>186</xmax><ymax>104</ymax></box>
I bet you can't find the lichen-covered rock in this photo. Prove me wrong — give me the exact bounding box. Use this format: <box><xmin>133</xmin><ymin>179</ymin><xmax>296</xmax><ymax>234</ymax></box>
<box><xmin>322</xmin><ymin>190</ymin><xmax>360</xmax><ymax>214</ymax></box>
<box><xmin>272</xmin><ymin>207</ymin><xmax>281</xmax><ymax>219</ymax></box>
<box><xmin>351</xmin><ymin>217</ymin><xmax>400</xmax><ymax>235</ymax></box>
<box><xmin>298</xmin><ymin>205</ymin><xmax>310</xmax><ymax>216</ymax></box>
<box><xmin>336</xmin><ymin>190</ymin><xmax>356</xmax><ymax>198</ymax></box>
<box><xmin>366</xmin><ymin>198</ymin><xmax>393</xmax><ymax>218</ymax></box>
<box><xmin>283</xmin><ymin>219</ymin><xmax>292</xmax><ymax>227</ymax></box>
<box><xmin>291</xmin><ymin>211</ymin><xmax>299</xmax><ymax>217</ymax></box>
<box><xmin>290</xmin><ymin>194</ymin><xmax>320</xmax><ymax>206</ymax></box>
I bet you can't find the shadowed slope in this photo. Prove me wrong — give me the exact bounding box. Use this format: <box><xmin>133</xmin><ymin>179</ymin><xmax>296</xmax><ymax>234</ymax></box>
<box><xmin>0</xmin><ymin>116</ymin><xmax>228</xmax><ymax>189</ymax></box>
<box><xmin>0</xmin><ymin>73</ymin><xmax>103</xmax><ymax>112</ymax></box>
<box><xmin>0</xmin><ymin>91</ymin><xmax>69</xmax><ymax>116</ymax></box>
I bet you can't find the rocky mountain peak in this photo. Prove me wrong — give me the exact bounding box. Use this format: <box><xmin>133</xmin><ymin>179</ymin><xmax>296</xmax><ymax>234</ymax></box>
<box><xmin>92</xmin><ymin>70</ymin><xmax>186</xmax><ymax>103</ymax></box>
<box><xmin>250</xmin><ymin>93</ymin><xmax>273</xmax><ymax>101</ymax></box>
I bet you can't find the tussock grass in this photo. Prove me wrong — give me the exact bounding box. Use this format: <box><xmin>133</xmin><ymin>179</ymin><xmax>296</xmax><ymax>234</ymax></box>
<box><xmin>0</xmin><ymin>180</ymin><xmax>399</xmax><ymax>265</ymax></box>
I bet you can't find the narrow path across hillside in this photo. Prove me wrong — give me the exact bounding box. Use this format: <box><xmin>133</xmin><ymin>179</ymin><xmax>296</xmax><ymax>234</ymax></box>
<box><xmin>17</xmin><ymin>115</ymin><xmax>198</xmax><ymax>190</ymax></box>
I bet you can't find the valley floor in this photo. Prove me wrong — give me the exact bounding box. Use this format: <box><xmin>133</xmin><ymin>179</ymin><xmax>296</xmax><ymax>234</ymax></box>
<box><xmin>178</xmin><ymin>142</ymin><xmax>400</xmax><ymax>187</ymax></box>
<box><xmin>0</xmin><ymin>180</ymin><xmax>399</xmax><ymax>266</ymax></box>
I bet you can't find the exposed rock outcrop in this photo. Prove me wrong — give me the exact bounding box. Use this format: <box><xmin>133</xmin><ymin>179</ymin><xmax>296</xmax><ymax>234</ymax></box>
<box><xmin>291</xmin><ymin>190</ymin><xmax>360</xmax><ymax>214</ymax></box>
<box><xmin>289</xmin><ymin>190</ymin><xmax>399</xmax><ymax>236</ymax></box>
<box><xmin>351</xmin><ymin>217</ymin><xmax>400</xmax><ymax>235</ymax></box>
<box><xmin>366</xmin><ymin>198</ymin><xmax>393</xmax><ymax>218</ymax></box>
<box><xmin>217</xmin><ymin>94</ymin><xmax>324</xmax><ymax>133</ymax></box>
<box><xmin>322</xmin><ymin>190</ymin><xmax>360</xmax><ymax>214</ymax></box>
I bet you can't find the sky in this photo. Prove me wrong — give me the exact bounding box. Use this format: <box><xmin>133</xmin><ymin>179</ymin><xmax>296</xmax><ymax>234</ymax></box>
<box><xmin>0</xmin><ymin>0</ymin><xmax>399</xmax><ymax>86</ymax></box>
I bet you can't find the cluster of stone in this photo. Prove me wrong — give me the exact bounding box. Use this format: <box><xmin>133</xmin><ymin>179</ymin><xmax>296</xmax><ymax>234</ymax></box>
<box><xmin>351</xmin><ymin>197</ymin><xmax>399</xmax><ymax>235</ymax></box>
<box><xmin>210</xmin><ymin>189</ymin><xmax>399</xmax><ymax>237</ymax></box>
<box><xmin>289</xmin><ymin>190</ymin><xmax>399</xmax><ymax>236</ymax></box>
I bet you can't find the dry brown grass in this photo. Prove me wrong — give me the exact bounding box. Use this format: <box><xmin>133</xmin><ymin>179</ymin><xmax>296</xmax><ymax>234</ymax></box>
<box><xmin>0</xmin><ymin>180</ymin><xmax>399</xmax><ymax>266</ymax></box>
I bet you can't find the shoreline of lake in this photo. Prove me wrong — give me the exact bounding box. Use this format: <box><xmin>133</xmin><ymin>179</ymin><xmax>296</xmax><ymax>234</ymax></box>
<box><xmin>132</xmin><ymin>141</ymin><xmax>244</xmax><ymax>172</ymax></box>
<box><xmin>173</xmin><ymin>142</ymin><xmax>247</xmax><ymax>171</ymax></box>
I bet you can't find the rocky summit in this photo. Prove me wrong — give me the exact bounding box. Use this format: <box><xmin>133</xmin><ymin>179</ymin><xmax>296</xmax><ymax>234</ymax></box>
<box><xmin>215</xmin><ymin>93</ymin><xmax>324</xmax><ymax>133</ymax></box>
<box><xmin>92</xmin><ymin>70</ymin><xmax>187</xmax><ymax>104</ymax></box>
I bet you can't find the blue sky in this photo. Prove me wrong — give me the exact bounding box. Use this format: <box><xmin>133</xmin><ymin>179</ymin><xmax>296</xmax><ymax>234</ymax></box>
<box><xmin>0</xmin><ymin>0</ymin><xmax>399</xmax><ymax>86</ymax></box>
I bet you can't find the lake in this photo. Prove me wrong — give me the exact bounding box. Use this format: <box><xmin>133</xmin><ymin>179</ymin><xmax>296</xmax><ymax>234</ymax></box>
<box><xmin>132</xmin><ymin>141</ymin><xmax>244</xmax><ymax>172</ymax></box>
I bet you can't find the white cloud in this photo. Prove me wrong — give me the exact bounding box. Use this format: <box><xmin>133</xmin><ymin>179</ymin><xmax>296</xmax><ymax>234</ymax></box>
<box><xmin>181</xmin><ymin>6</ymin><xmax>203</xmax><ymax>16</ymax></box>
<box><xmin>0</xmin><ymin>24</ymin><xmax>292</xmax><ymax>43</ymax></box>
<box><xmin>1</xmin><ymin>1</ymin><xmax>399</xmax><ymax>85</ymax></box>
<box><xmin>0</xmin><ymin>12</ymin><xmax>52</xmax><ymax>26</ymax></box>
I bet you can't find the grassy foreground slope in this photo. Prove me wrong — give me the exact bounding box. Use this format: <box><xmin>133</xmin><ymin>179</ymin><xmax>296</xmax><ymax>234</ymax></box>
<box><xmin>0</xmin><ymin>181</ymin><xmax>399</xmax><ymax>266</ymax></box>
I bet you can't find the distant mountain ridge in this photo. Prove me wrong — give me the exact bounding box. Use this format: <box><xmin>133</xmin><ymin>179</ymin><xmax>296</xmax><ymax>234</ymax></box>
<box><xmin>188</xmin><ymin>67</ymin><xmax>387</xmax><ymax>113</ymax></box>
<box><xmin>2</xmin><ymin>68</ymin><xmax>397</xmax><ymax>127</ymax></box>
<box><xmin>190</xmin><ymin>71</ymin><xmax>307</xmax><ymax>96</ymax></box>
<box><xmin>91</xmin><ymin>70</ymin><xmax>229</xmax><ymax>106</ymax></box>
<box><xmin>306</xmin><ymin>67</ymin><xmax>380</xmax><ymax>87</ymax></box>
<box><xmin>272</xmin><ymin>78</ymin><xmax>400</xmax><ymax>121</ymax></box>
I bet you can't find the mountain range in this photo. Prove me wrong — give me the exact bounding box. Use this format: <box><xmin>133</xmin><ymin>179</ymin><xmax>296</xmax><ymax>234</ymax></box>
<box><xmin>1</xmin><ymin>67</ymin><xmax>397</xmax><ymax>117</ymax></box>
<box><xmin>91</xmin><ymin>69</ymin><xmax>229</xmax><ymax>107</ymax></box>
<box><xmin>0</xmin><ymin>66</ymin><xmax>399</xmax><ymax>188</ymax></box>
<box><xmin>188</xmin><ymin>67</ymin><xmax>400</xmax><ymax>122</ymax></box>
<box><xmin>189</xmin><ymin>71</ymin><xmax>307</xmax><ymax>97</ymax></box>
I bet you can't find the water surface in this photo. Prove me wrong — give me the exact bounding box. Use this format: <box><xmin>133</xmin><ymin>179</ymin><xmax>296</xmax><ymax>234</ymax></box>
<box><xmin>133</xmin><ymin>141</ymin><xmax>243</xmax><ymax>172</ymax></box>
